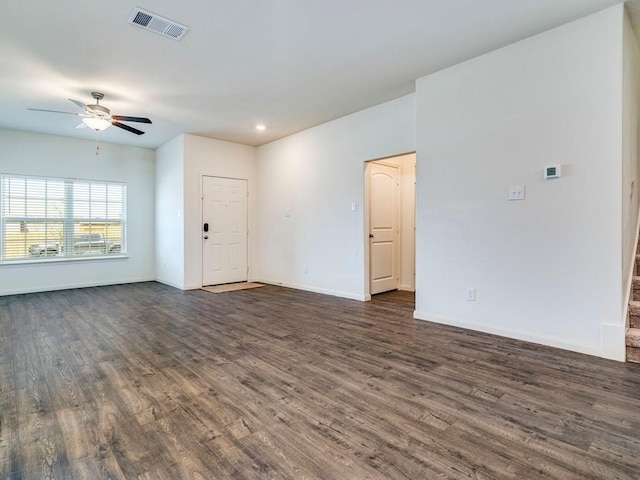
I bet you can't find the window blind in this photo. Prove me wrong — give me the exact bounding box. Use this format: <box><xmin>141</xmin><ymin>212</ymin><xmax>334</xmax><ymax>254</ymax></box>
<box><xmin>0</xmin><ymin>174</ymin><xmax>126</xmax><ymax>262</ymax></box>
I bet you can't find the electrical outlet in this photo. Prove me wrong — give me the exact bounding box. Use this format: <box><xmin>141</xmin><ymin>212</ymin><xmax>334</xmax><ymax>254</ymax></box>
<box><xmin>465</xmin><ymin>288</ymin><xmax>476</xmax><ymax>301</ymax></box>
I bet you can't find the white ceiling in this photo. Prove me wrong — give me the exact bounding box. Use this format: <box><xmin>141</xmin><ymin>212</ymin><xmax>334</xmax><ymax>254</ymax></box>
<box><xmin>0</xmin><ymin>0</ymin><xmax>633</xmax><ymax>149</ymax></box>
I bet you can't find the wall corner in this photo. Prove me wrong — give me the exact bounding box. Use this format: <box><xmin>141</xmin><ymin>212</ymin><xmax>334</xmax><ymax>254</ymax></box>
<box><xmin>601</xmin><ymin>323</ymin><xmax>627</xmax><ymax>361</ymax></box>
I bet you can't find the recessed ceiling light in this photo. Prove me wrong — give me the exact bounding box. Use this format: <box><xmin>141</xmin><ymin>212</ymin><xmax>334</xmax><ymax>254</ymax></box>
<box><xmin>256</xmin><ymin>124</ymin><xmax>266</xmax><ymax>131</ymax></box>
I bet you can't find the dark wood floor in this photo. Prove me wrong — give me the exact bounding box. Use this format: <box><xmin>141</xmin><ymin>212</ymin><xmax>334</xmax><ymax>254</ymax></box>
<box><xmin>1</xmin><ymin>283</ymin><xmax>640</xmax><ymax>479</ymax></box>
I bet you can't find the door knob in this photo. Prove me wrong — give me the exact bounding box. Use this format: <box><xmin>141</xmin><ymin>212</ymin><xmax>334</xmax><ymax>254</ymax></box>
<box><xmin>369</xmin><ymin>233</ymin><xmax>374</xmax><ymax>238</ymax></box>
<box><xmin>203</xmin><ymin>236</ymin><xmax>209</xmax><ymax>240</ymax></box>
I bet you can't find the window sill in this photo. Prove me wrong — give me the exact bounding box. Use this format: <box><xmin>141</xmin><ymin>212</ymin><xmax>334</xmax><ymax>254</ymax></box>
<box><xmin>0</xmin><ymin>255</ymin><xmax>129</xmax><ymax>266</ymax></box>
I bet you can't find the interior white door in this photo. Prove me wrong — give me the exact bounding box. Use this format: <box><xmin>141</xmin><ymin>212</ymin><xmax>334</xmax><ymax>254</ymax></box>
<box><xmin>202</xmin><ymin>176</ymin><xmax>248</xmax><ymax>286</ymax></box>
<box><xmin>369</xmin><ymin>162</ymin><xmax>400</xmax><ymax>294</ymax></box>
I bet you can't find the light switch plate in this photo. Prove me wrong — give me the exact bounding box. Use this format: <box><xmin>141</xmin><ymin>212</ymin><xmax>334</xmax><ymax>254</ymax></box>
<box><xmin>509</xmin><ymin>185</ymin><xmax>525</xmax><ymax>200</ymax></box>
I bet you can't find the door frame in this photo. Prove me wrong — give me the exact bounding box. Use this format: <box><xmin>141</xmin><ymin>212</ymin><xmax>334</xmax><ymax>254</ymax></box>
<box><xmin>200</xmin><ymin>174</ymin><xmax>250</xmax><ymax>288</ymax></box>
<box><xmin>363</xmin><ymin>152</ymin><xmax>416</xmax><ymax>300</ymax></box>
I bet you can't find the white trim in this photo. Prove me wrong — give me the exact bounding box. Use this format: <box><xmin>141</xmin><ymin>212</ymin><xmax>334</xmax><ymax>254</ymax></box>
<box><xmin>155</xmin><ymin>278</ymin><xmax>184</xmax><ymax>290</ymax></box>
<box><xmin>153</xmin><ymin>280</ymin><xmax>205</xmax><ymax>291</ymax></box>
<box><xmin>363</xmin><ymin>161</ymin><xmax>371</xmax><ymax>298</ymax></box>
<box><xmin>622</xmin><ymin>207</ymin><xmax>640</xmax><ymax>328</ymax></box>
<box><xmin>0</xmin><ymin>277</ymin><xmax>155</xmax><ymax>297</ymax></box>
<box><xmin>255</xmin><ymin>278</ymin><xmax>367</xmax><ymax>301</ymax></box>
<box><xmin>0</xmin><ymin>255</ymin><xmax>128</xmax><ymax>267</ymax></box>
<box><xmin>413</xmin><ymin>310</ymin><xmax>605</xmax><ymax>358</ymax></box>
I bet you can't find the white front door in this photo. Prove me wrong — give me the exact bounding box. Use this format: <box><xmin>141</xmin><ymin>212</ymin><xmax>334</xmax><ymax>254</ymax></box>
<box><xmin>369</xmin><ymin>162</ymin><xmax>400</xmax><ymax>294</ymax></box>
<box><xmin>202</xmin><ymin>176</ymin><xmax>248</xmax><ymax>286</ymax></box>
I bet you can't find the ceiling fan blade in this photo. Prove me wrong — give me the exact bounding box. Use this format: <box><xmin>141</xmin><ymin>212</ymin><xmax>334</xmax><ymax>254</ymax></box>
<box><xmin>28</xmin><ymin>108</ymin><xmax>81</xmax><ymax>116</ymax></box>
<box><xmin>112</xmin><ymin>115</ymin><xmax>152</xmax><ymax>124</ymax></box>
<box><xmin>75</xmin><ymin>122</ymin><xmax>87</xmax><ymax>129</ymax></box>
<box><xmin>69</xmin><ymin>98</ymin><xmax>87</xmax><ymax>110</ymax></box>
<box><xmin>112</xmin><ymin>121</ymin><xmax>145</xmax><ymax>135</ymax></box>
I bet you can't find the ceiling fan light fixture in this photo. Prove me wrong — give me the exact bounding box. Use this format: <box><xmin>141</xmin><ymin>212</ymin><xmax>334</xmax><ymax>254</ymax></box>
<box><xmin>29</xmin><ymin>92</ymin><xmax>150</xmax><ymax>135</ymax></box>
<box><xmin>82</xmin><ymin>117</ymin><xmax>112</xmax><ymax>131</ymax></box>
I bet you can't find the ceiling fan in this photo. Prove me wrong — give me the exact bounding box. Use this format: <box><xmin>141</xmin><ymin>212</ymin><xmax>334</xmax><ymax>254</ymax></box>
<box><xmin>28</xmin><ymin>92</ymin><xmax>152</xmax><ymax>135</ymax></box>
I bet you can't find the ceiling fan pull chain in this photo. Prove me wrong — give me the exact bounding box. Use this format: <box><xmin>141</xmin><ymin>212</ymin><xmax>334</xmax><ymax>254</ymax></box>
<box><xmin>95</xmin><ymin>131</ymin><xmax>100</xmax><ymax>156</ymax></box>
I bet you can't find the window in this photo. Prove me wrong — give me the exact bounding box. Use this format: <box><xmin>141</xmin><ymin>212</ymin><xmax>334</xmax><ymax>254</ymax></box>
<box><xmin>1</xmin><ymin>174</ymin><xmax>126</xmax><ymax>262</ymax></box>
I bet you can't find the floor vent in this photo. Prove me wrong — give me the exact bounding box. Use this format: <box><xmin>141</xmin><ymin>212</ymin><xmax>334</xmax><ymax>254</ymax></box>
<box><xmin>128</xmin><ymin>8</ymin><xmax>189</xmax><ymax>41</ymax></box>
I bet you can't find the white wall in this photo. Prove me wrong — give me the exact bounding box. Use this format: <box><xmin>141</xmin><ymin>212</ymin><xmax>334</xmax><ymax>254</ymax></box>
<box><xmin>155</xmin><ymin>134</ymin><xmax>185</xmax><ymax>288</ymax></box>
<box><xmin>0</xmin><ymin>128</ymin><xmax>155</xmax><ymax>295</ymax></box>
<box><xmin>255</xmin><ymin>95</ymin><xmax>416</xmax><ymax>300</ymax></box>
<box><xmin>414</xmin><ymin>5</ymin><xmax>626</xmax><ymax>359</ymax></box>
<box><xmin>183</xmin><ymin>134</ymin><xmax>257</xmax><ymax>289</ymax></box>
<box><xmin>400</xmin><ymin>154</ymin><xmax>416</xmax><ymax>291</ymax></box>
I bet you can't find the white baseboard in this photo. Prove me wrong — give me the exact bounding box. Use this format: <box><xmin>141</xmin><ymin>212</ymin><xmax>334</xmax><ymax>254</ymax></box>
<box><xmin>254</xmin><ymin>278</ymin><xmax>367</xmax><ymax>301</ymax></box>
<box><xmin>0</xmin><ymin>276</ymin><xmax>156</xmax><ymax>296</ymax></box>
<box><xmin>155</xmin><ymin>278</ymin><xmax>185</xmax><ymax>290</ymax></box>
<box><xmin>413</xmin><ymin>310</ymin><xmax>610</xmax><ymax>360</ymax></box>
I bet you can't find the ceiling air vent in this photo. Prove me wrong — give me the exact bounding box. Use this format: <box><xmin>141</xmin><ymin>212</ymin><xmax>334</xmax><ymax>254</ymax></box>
<box><xmin>128</xmin><ymin>8</ymin><xmax>189</xmax><ymax>40</ymax></box>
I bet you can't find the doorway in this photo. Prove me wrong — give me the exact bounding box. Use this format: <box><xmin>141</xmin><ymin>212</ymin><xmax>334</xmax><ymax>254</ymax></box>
<box><xmin>365</xmin><ymin>154</ymin><xmax>416</xmax><ymax>297</ymax></box>
<box><xmin>201</xmin><ymin>176</ymin><xmax>248</xmax><ymax>286</ymax></box>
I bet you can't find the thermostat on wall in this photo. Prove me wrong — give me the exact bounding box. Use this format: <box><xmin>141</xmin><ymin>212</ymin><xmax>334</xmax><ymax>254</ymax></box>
<box><xmin>544</xmin><ymin>165</ymin><xmax>561</xmax><ymax>179</ymax></box>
